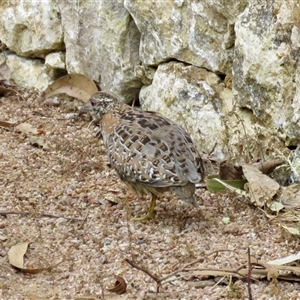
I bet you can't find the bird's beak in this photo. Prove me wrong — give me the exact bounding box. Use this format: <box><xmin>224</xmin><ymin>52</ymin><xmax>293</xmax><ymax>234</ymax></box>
<box><xmin>78</xmin><ymin>101</ymin><xmax>92</xmax><ymax>115</ymax></box>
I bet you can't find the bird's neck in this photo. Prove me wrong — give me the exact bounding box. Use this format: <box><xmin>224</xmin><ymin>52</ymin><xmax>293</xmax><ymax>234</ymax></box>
<box><xmin>99</xmin><ymin>103</ymin><xmax>132</xmax><ymax>144</ymax></box>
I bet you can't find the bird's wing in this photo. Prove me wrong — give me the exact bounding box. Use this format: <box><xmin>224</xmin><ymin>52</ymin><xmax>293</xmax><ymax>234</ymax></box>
<box><xmin>106</xmin><ymin>109</ymin><xmax>202</xmax><ymax>187</ymax></box>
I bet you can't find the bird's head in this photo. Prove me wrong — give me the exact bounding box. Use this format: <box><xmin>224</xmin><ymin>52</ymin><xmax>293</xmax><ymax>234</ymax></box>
<box><xmin>79</xmin><ymin>91</ymin><xmax>119</xmax><ymax>120</ymax></box>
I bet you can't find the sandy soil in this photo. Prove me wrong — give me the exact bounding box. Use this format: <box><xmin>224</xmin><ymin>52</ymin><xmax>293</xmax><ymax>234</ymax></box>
<box><xmin>0</xmin><ymin>92</ymin><xmax>299</xmax><ymax>300</ymax></box>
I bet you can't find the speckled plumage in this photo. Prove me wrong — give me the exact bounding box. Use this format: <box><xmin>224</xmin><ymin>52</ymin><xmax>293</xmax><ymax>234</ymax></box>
<box><xmin>80</xmin><ymin>91</ymin><xmax>204</xmax><ymax>220</ymax></box>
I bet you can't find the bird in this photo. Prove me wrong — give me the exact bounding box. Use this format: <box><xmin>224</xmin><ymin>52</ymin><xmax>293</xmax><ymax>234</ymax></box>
<box><xmin>80</xmin><ymin>91</ymin><xmax>204</xmax><ymax>221</ymax></box>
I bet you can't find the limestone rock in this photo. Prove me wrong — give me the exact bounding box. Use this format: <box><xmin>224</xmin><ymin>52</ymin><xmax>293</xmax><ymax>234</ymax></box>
<box><xmin>45</xmin><ymin>52</ymin><xmax>66</xmax><ymax>70</ymax></box>
<box><xmin>234</xmin><ymin>0</ymin><xmax>300</xmax><ymax>145</ymax></box>
<box><xmin>0</xmin><ymin>52</ymin><xmax>54</xmax><ymax>90</ymax></box>
<box><xmin>58</xmin><ymin>0</ymin><xmax>142</xmax><ymax>102</ymax></box>
<box><xmin>125</xmin><ymin>0</ymin><xmax>247</xmax><ymax>73</ymax></box>
<box><xmin>139</xmin><ymin>62</ymin><xmax>227</xmax><ymax>158</ymax></box>
<box><xmin>140</xmin><ymin>61</ymin><xmax>283</xmax><ymax>161</ymax></box>
<box><xmin>0</xmin><ymin>1</ymin><xmax>64</xmax><ymax>58</ymax></box>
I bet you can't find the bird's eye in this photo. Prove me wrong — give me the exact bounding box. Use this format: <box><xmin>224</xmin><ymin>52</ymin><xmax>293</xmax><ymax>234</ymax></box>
<box><xmin>90</xmin><ymin>99</ymin><xmax>96</xmax><ymax>106</ymax></box>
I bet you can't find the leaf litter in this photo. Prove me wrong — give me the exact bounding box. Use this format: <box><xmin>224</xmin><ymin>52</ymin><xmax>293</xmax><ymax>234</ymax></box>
<box><xmin>0</xmin><ymin>79</ymin><xmax>299</xmax><ymax>299</ymax></box>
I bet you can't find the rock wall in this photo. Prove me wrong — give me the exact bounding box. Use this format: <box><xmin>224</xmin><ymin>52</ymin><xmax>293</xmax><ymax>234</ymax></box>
<box><xmin>0</xmin><ymin>0</ymin><xmax>299</xmax><ymax>160</ymax></box>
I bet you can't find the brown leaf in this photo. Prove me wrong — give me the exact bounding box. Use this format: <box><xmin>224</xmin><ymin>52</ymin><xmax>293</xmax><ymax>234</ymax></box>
<box><xmin>8</xmin><ymin>242</ymin><xmax>29</xmax><ymax>269</ymax></box>
<box><xmin>268</xmin><ymin>251</ymin><xmax>300</xmax><ymax>265</ymax></box>
<box><xmin>74</xmin><ymin>297</ymin><xmax>97</xmax><ymax>300</ymax></box>
<box><xmin>28</xmin><ymin>295</ymin><xmax>50</xmax><ymax>300</ymax></box>
<box><xmin>0</xmin><ymin>120</ymin><xmax>13</xmax><ymax>129</ymax></box>
<box><xmin>280</xmin><ymin>183</ymin><xmax>300</xmax><ymax>209</ymax></box>
<box><xmin>29</xmin><ymin>136</ymin><xmax>52</xmax><ymax>151</ymax></box>
<box><xmin>15</xmin><ymin>123</ymin><xmax>39</xmax><ymax>135</ymax></box>
<box><xmin>8</xmin><ymin>243</ymin><xmax>50</xmax><ymax>274</ymax></box>
<box><xmin>107</xmin><ymin>275</ymin><xmax>127</xmax><ymax>294</ymax></box>
<box><xmin>20</xmin><ymin>266</ymin><xmax>49</xmax><ymax>274</ymax></box>
<box><xmin>242</xmin><ymin>164</ymin><xmax>280</xmax><ymax>207</ymax></box>
<box><xmin>44</xmin><ymin>74</ymin><xmax>98</xmax><ymax>103</ymax></box>
<box><xmin>252</xmin><ymin>158</ymin><xmax>285</xmax><ymax>175</ymax></box>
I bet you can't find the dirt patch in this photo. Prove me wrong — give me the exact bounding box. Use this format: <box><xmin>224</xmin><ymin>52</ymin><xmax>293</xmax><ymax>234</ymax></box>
<box><xmin>0</xmin><ymin>93</ymin><xmax>299</xmax><ymax>299</ymax></box>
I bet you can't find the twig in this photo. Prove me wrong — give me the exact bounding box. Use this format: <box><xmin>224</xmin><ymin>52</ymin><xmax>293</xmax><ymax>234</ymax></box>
<box><xmin>211</xmin><ymin>275</ymin><xmax>226</xmax><ymax>290</ymax></box>
<box><xmin>247</xmin><ymin>247</ymin><xmax>253</xmax><ymax>300</ymax></box>
<box><xmin>125</xmin><ymin>259</ymin><xmax>161</xmax><ymax>292</ymax></box>
<box><xmin>12</xmin><ymin>117</ymin><xmax>31</xmax><ymax>128</ymax></box>
<box><xmin>159</xmin><ymin>257</ymin><xmax>204</xmax><ymax>283</ymax></box>
<box><xmin>2</xmin><ymin>87</ymin><xmax>26</xmax><ymax>101</ymax></box>
<box><xmin>160</xmin><ymin>250</ymin><xmax>239</xmax><ymax>284</ymax></box>
<box><xmin>0</xmin><ymin>211</ymin><xmax>84</xmax><ymax>221</ymax></box>
<box><xmin>77</xmin><ymin>213</ymin><xmax>88</xmax><ymax>230</ymax></box>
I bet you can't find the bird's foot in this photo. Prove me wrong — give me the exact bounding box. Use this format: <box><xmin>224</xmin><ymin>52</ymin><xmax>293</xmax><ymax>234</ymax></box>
<box><xmin>131</xmin><ymin>210</ymin><xmax>156</xmax><ymax>222</ymax></box>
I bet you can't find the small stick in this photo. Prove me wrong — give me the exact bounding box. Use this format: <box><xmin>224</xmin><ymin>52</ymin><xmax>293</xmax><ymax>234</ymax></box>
<box><xmin>125</xmin><ymin>259</ymin><xmax>161</xmax><ymax>292</ymax></box>
<box><xmin>0</xmin><ymin>211</ymin><xmax>84</xmax><ymax>221</ymax></box>
<box><xmin>247</xmin><ymin>247</ymin><xmax>253</xmax><ymax>300</ymax></box>
<box><xmin>160</xmin><ymin>249</ymin><xmax>239</xmax><ymax>283</ymax></box>
<box><xmin>159</xmin><ymin>257</ymin><xmax>204</xmax><ymax>283</ymax></box>
<box><xmin>77</xmin><ymin>213</ymin><xmax>88</xmax><ymax>230</ymax></box>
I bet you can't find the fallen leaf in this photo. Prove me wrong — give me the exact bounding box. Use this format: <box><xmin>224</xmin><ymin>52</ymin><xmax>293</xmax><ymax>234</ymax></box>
<box><xmin>242</xmin><ymin>164</ymin><xmax>280</xmax><ymax>207</ymax></box>
<box><xmin>280</xmin><ymin>184</ymin><xmax>300</xmax><ymax>208</ymax></box>
<box><xmin>267</xmin><ymin>251</ymin><xmax>300</xmax><ymax>265</ymax></box>
<box><xmin>102</xmin><ymin>295</ymin><xmax>128</xmax><ymax>300</ymax></box>
<box><xmin>267</xmin><ymin>201</ymin><xmax>284</xmax><ymax>212</ymax></box>
<box><xmin>27</xmin><ymin>263</ymin><xmax>35</xmax><ymax>269</ymax></box>
<box><xmin>8</xmin><ymin>243</ymin><xmax>50</xmax><ymax>274</ymax></box>
<box><xmin>107</xmin><ymin>275</ymin><xmax>127</xmax><ymax>294</ymax></box>
<box><xmin>44</xmin><ymin>74</ymin><xmax>98</xmax><ymax>103</ymax></box>
<box><xmin>28</xmin><ymin>295</ymin><xmax>50</xmax><ymax>300</ymax></box>
<box><xmin>208</xmin><ymin>176</ymin><xmax>247</xmax><ymax>195</ymax></box>
<box><xmin>15</xmin><ymin>123</ymin><xmax>39</xmax><ymax>135</ymax></box>
<box><xmin>222</xmin><ymin>217</ymin><xmax>231</xmax><ymax>224</ymax></box>
<box><xmin>252</xmin><ymin>158</ymin><xmax>285</xmax><ymax>175</ymax></box>
<box><xmin>8</xmin><ymin>242</ymin><xmax>29</xmax><ymax>269</ymax></box>
<box><xmin>29</xmin><ymin>136</ymin><xmax>52</xmax><ymax>150</ymax></box>
<box><xmin>0</xmin><ymin>120</ymin><xmax>13</xmax><ymax>129</ymax></box>
<box><xmin>280</xmin><ymin>224</ymin><xmax>300</xmax><ymax>235</ymax></box>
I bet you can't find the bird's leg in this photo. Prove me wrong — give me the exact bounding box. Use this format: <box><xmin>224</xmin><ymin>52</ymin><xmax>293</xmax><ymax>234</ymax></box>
<box><xmin>131</xmin><ymin>195</ymin><xmax>157</xmax><ymax>221</ymax></box>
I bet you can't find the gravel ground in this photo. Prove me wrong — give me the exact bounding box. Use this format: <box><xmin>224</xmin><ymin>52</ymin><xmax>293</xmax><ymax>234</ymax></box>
<box><xmin>0</xmin><ymin>93</ymin><xmax>299</xmax><ymax>300</ymax></box>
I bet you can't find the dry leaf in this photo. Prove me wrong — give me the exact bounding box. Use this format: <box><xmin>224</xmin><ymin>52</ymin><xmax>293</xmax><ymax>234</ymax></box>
<box><xmin>44</xmin><ymin>74</ymin><xmax>98</xmax><ymax>103</ymax></box>
<box><xmin>280</xmin><ymin>224</ymin><xmax>300</xmax><ymax>235</ymax></box>
<box><xmin>252</xmin><ymin>158</ymin><xmax>285</xmax><ymax>175</ymax></box>
<box><xmin>268</xmin><ymin>251</ymin><xmax>300</xmax><ymax>265</ymax></box>
<box><xmin>210</xmin><ymin>177</ymin><xmax>247</xmax><ymax>195</ymax></box>
<box><xmin>280</xmin><ymin>184</ymin><xmax>300</xmax><ymax>208</ymax></box>
<box><xmin>8</xmin><ymin>242</ymin><xmax>29</xmax><ymax>269</ymax></box>
<box><xmin>0</xmin><ymin>120</ymin><xmax>13</xmax><ymax>129</ymax></box>
<box><xmin>103</xmin><ymin>295</ymin><xmax>128</xmax><ymax>300</ymax></box>
<box><xmin>8</xmin><ymin>243</ymin><xmax>49</xmax><ymax>274</ymax></box>
<box><xmin>15</xmin><ymin>123</ymin><xmax>39</xmax><ymax>135</ymax></box>
<box><xmin>242</xmin><ymin>164</ymin><xmax>280</xmax><ymax>207</ymax></box>
<box><xmin>267</xmin><ymin>201</ymin><xmax>284</xmax><ymax>212</ymax></box>
<box><xmin>28</xmin><ymin>295</ymin><xmax>50</xmax><ymax>300</ymax></box>
<box><xmin>107</xmin><ymin>275</ymin><xmax>127</xmax><ymax>294</ymax></box>
<box><xmin>29</xmin><ymin>136</ymin><xmax>52</xmax><ymax>150</ymax></box>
